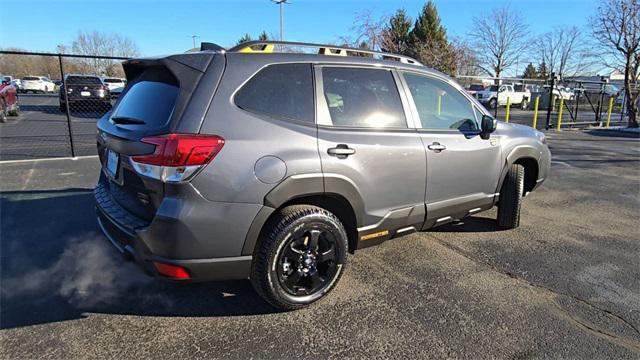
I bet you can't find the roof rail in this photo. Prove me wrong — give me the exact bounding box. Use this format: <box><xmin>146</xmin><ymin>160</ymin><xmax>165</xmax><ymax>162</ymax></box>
<box><xmin>227</xmin><ymin>41</ymin><xmax>423</xmax><ymax>66</ymax></box>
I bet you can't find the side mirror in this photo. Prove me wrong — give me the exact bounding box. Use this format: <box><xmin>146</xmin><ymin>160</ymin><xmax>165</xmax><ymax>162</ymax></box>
<box><xmin>481</xmin><ymin>115</ymin><xmax>497</xmax><ymax>139</ymax></box>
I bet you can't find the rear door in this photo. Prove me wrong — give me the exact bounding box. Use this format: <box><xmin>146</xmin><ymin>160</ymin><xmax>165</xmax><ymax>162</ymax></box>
<box><xmin>399</xmin><ymin>71</ymin><xmax>502</xmax><ymax>228</ymax></box>
<box><xmin>315</xmin><ymin>65</ymin><xmax>426</xmax><ymax>244</ymax></box>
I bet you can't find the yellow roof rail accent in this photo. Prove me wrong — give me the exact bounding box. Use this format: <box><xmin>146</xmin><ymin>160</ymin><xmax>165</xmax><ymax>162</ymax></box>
<box><xmin>227</xmin><ymin>41</ymin><xmax>423</xmax><ymax>66</ymax></box>
<box><xmin>238</xmin><ymin>44</ymin><xmax>275</xmax><ymax>53</ymax></box>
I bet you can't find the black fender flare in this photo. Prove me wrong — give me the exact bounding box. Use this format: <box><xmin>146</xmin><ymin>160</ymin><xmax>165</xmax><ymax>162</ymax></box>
<box><xmin>241</xmin><ymin>173</ymin><xmax>365</xmax><ymax>255</ymax></box>
<box><xmin>495</xmin><ymin>145</ymin><xmax>541</xmax><ymax>195</ymax></box>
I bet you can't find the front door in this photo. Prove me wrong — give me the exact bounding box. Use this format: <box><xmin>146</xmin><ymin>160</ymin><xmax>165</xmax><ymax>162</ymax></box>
<box><xmin>315</xmin><ymin>66</ymin><xmax>426</xmax><ymax>245</ymax></box>
<box><xmin>400</xmin><ymin>71</ymin><xmax>502</xmax><ymax>228</ymax></box>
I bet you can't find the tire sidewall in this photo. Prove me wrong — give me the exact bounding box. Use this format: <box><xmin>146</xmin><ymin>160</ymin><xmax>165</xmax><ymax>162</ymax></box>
<box><xmin>257</xmin><ymin>209</ymin><xmax>348</xmax><ymax>308</ymax></box>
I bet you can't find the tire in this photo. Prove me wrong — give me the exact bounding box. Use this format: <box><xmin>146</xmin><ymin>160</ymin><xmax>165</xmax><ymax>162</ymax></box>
<box><xmin>0</xmin><ymin>101</ymin><xmax>7</xmax><ymax>123</ymax></box>
<box><xmin>8</xmin><ymin>106</ymin><xmax>19</xmax><ymax>116</ymax></box>
<box><xmin>497</xmin><ymin>163</ymin><xmax>525</xmax><ymax>229</ymax></box>
<box><xmin>251</xmin><ymin>205</ymin><xmax>348</xmax><ymax>310</ymax></box>
<box><xmin>488</xmin><ymin>98</ymin><xmax>497</xmax><ymax>110</ymax></box>
<box><xmin>521</xmin><ymin>98</ymin><xmax>529</xmax><ymax>110</ymax></box>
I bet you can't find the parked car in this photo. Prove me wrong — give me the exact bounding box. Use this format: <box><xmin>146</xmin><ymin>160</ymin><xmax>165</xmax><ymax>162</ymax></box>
<box><xmin>11</xmin><ymin>79</ymin><xmax>22</xmax><ymax>92</ymax></box>
<box><xmin>95</xmin><ymin>41</ymin><xmax>550</xmax><ymax>310</ymax></box>
<box><xmin>102</xmin><ymin>77</ymin><xmax>126</xmax><ymax>97</ymax></box>
<box><xmin>475</xmin><ymin>84</ymin><xmax>531</xmax><ymax>109</ymax></box>
<box><xmin>59</xmin><ymin>75</ymin><xmax>111</xmax><ymax>111</ymax></box>
<box><xmin>20</xmin><ymin>76</ymin><xmax>55</xmax><ymax>93</ymax></box>
<box><xmin>466</xmin><ymin>84</ymin><xmax>485</xmax><ymax>96</ymax></box>
<box><xmin>0</xmin><ymin>77</ymin><xmax>19</xmax><ymax>122</ymax></box>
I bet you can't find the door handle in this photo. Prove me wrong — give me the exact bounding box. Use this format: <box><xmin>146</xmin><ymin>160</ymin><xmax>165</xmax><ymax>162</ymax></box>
<box><xmin>328</xmin><ymin>144</ymin><xmax>356</xmax><ymax>159</ymax></box>
<box><xmin>427</xmin><ymin>142</ymin><xmax>446</xmax><ymax>152</ymax></box>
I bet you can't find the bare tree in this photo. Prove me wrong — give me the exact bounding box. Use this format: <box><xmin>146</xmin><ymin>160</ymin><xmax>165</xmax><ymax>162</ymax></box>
<box><xmin>468</xmin><ymin>5</ymin><xmax>530</xmax><ymax>79</ymax></box>
<box><xmin>71</xmin><ymin>31</ymin><xmax>139</xmax><ymax>76</ymax></box>
<box><xmin>340</xmin><ymin>10</ymin><xmax>386</xmax><ymax>50</ymax></box>
<box><xmin>540</xmin><ymin>26</ymin><xmax>595</xmax><ymax>78</ymax></box>
<box><xmin>591</xmin><ymin>0</ymin><xmax>640</xmax><ymax>127</ymax></box>
<box><xmin>451</xmin><ymin>38</ymin><xmax>481</xmax><ymax>76</ymax></box>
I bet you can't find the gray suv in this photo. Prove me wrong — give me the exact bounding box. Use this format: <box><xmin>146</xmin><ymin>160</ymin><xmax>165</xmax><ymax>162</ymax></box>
<box><xmin>95</xmin><ymin>41</ymin><xmax>550</xmax><ymax>310</ymax></box>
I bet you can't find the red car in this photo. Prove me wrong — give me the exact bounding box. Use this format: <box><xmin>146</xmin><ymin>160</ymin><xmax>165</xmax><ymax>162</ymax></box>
<box><xmin>0</xmin><ymin>79</ymin><xmax>19</xmax><ymax>122</ymax></box>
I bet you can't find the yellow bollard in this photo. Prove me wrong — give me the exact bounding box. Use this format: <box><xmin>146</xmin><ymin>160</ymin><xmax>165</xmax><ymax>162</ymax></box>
<box><xmin>532</xmin><ymin>96</ymin><xmax>540</xmax><ymax>129</ymax></box>
<box><xmin>556</xmin><ymin>98</ymin><xmax>564</xmax><ymax>131</ymax></box>
<box><xmin>606</xmin><ymin>97</ymin><xmax>614</xmax><ymax>128</ymax></box>
<box><xmin>505</xmin><ymin>97</ymin><xmax>511</xmax><ymax>123</ymax></box>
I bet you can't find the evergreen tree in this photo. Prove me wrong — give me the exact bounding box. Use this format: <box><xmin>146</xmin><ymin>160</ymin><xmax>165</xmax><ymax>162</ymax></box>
<box><xmin>236</xmin><ymin>33</ymin><xmax>253</xmax><ymax>45</ymax></box>
<box><xmin>537</xmin><ymin>61</ymin><xmax>549</xmax><ymax>79</ymax></box>
<box><xmin>408</xmin><ymin>1</ymin><xmax>456</xmax><ymax>75</ymax></box>
<box><xmin>380</xmin><ymin>9</ymin><xmax>412</xmax><ymax>55</ymax></box>
<box><xmin>258</xmin><ymin>31</ymin><xmax>269</xmax><ymax>41</ymax></box>
<box><xmin>522</xmin><ymin>62</ymin><xmax>537</xmax><ymax>78</ymax></box>
<box><xmin>410</xmin><ymin>1</ymin><xmax>447</xmax><ymax>44</ymax></box>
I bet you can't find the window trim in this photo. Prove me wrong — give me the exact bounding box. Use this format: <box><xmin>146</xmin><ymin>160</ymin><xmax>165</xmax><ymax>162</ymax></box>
<box><xmin>314</xmin><ymin>64</ymin><xmax>413</xmax><ymax>130</ymax></box>
<box><xmin>399</xmin><ymin>70</ymin><xmax>485</xmax><ymax>133</ymax></box>
<box><xmin>232</xmin><ymin>62</ymin><xmax>317</xmax><ymax>126</ymax></box>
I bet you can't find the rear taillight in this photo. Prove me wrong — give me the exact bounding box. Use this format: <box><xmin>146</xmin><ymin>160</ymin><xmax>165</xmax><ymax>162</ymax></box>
<box><xmin>130</xmin><ymin>133</ymin><xmax>225</xmax><ymax>182</ymax></box>
<box><xmin>153</xmin><ymin>261</ymin><xmax>190</xmax><ymax>279</ymax></box>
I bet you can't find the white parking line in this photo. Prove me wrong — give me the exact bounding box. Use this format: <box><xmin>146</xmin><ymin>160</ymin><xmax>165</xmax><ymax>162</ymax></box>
<box><xmin>0</xmin><ymin>155</ymin><xmax>98</xmax><ymax>165</ymax></box>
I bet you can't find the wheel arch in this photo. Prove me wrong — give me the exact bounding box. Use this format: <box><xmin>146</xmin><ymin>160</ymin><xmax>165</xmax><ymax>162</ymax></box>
<box><xmin>242</xmin><ymin>174</ymin><xmax>364</xmax><ymax>255</ymax></box>
<box><xmin>496</xmin><ymin>145</ymin><xmax>541</xmax><ymax>196</ymax></box>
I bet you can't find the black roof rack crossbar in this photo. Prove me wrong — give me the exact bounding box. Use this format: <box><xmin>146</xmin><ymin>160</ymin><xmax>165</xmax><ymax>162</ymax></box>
<box><xmin>227</xmin><ymin>40</ymin><xmax>423</xmax><ymax>66</ymax></box>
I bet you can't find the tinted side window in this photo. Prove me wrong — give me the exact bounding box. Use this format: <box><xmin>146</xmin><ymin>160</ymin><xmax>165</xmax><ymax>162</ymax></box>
<box><xmin>403</xmin><ymin>72</ymin><xmax>478</xmax><ymax>131</ymax></box>
<box><xmin>321</xmin><ymin>67</ymin><xmax>406</xmax><ymax>128</ymax></box>
<box><xmin>235</xmin><ymin>63</ymin><xmax>314</xmax><ymax>123</ymax></box>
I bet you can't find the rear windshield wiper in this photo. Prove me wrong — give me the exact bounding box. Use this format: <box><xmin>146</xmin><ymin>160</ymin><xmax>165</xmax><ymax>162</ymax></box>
<box><xmin>110</xmin><ymin>116</ymin><xmax>146</xmax><ymax>125</ymax></box>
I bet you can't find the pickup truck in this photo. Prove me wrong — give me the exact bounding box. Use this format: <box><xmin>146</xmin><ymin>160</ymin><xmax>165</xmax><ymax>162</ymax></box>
<box><xmin>475</xmin><ymin>84</ymin><xmax>531</xmax><ymax>110</ymax></box>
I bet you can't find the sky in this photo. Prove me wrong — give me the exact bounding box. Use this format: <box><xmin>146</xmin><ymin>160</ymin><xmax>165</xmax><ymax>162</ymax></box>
<box><xmin>1</xmin><ymin>0</ymin><xmax>599</xmax><ymax>60</ymax></box>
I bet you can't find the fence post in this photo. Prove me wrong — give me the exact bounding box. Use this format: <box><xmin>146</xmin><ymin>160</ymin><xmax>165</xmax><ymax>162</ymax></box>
<box><xmin>58</xmin><ymin>54</ymin><xmax>75</xmax><ymax>158</ymax></box>
<box><xmin>505</xmin><ymin>97</ymin><xmax>510</xmax><ymax>123</ymax></box>
<box><xmin>545</xmin><ymin>72</ymin><xmax>555</xmax><ymax>130</ymax></box>
<box><xmin>606</xmin><ymin>97</ymin><xmax>614</xmax><ymax>128</ymax></box>
<box><xmin>556</xmin><ymin>97</ymin><xmax>564</xmax><ymax>131</ymax></box>
<box><xmin>532</xmin><ymin>96</ymin><xmax>540</xmax><ymax>129</ymax></box>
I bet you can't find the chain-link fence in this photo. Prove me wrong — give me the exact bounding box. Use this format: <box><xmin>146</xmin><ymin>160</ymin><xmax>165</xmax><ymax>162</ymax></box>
<box><xmin>1</xmin><ymin>50</ymin><xmax>638</xmax><ymax>161</ymax></box>
<box><xmin>0</xmin><ymin>50</ymin><xmax>129</xmax><ymax>161</ymax></box>
<box><xmin>456</xmin><ymin>74</ymin><xmax>634</xmax><ymax>130</ymax></box>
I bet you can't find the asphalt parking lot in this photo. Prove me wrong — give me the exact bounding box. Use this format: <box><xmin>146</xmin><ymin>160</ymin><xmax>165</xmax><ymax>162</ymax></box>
<box><xmin>0</xmin><ymin>94</ymin><xmax>113</xmax><ymax>161</ymax></box>
<box><xmin>1</xmin><ymin>129</ymin><xmax>639</xmax><ymax>358</ymax></box>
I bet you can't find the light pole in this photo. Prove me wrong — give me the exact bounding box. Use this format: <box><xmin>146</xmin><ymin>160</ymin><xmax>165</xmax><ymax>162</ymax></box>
<box><xmin>190</xmin><ymin>35</ymin><xmax>200</xmax><ymax>49</ymax></box>
<box><xmin>271</xmin><ymin>0</ymin><xmax>290</xmax><ymax>41</ymax></box>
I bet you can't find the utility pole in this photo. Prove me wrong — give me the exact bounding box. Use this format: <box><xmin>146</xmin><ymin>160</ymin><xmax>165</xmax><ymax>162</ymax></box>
<box><xmin>271</xmin><ymin>0</ymin><xmax>290</xmax><ymax>41</ymax></box>
<box><xmin>190</xmin><ymin>35</ymin><xmax>200</xmax><ymax>49</ymax></box>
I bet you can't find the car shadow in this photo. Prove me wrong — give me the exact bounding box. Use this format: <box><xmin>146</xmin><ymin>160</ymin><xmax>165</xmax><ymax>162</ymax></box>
<box><xmin>428</xmin><ymin>216</ymin><xmax>506</xmax><ymax>233</ymax></box>
<box><xmin>0</xmin><ymin>189</ymin><xmax>277</xmax><ymax>330</ymax></box>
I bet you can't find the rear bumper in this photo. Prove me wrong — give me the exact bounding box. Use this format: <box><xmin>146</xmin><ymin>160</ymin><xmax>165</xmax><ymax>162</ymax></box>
<box><xmin>94</xmin><ymin>178</ymin><xmax>255</xmax><ymax>282</ymax></box>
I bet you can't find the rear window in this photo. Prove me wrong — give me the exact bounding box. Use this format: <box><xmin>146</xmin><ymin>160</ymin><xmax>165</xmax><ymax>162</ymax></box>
<box><xmin>22</xmin><ymin>76</ymin><xmax>40</xmax><ymax>81</ymax></box>
<box><xmin>234</xmin><ymin>63</ymin><xmax>314</xmax><ymax>124</ymax></box>
<box><xmin>66</xmin><ymin>76</ymin><xmax>102</xmax><ymax>84</ymax></box>
<box><xmin>469</xmin><ymin>84</ymin><xmax>484</xmax><ymax>91</ymax></box>
<box><xmin>110</xmin><ymin>81</ymin><xmax>178</xmax><ymax>128</ymax></box>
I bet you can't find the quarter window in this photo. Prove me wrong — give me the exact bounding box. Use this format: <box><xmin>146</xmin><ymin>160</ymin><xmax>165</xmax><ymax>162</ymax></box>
<box><xmin>235</xmin><ymin>63</ymin><xmax>314</xmax><ymax>123</ymax></box>
<box><xmin>403</xmin><ymin>72</ymin><xmax>478</xmax><ymax>131</ymax></box>
<box><xmin>320</xmin><ymin>67</ymin><xmax>407</xmax><ymax>128</ymax></box>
